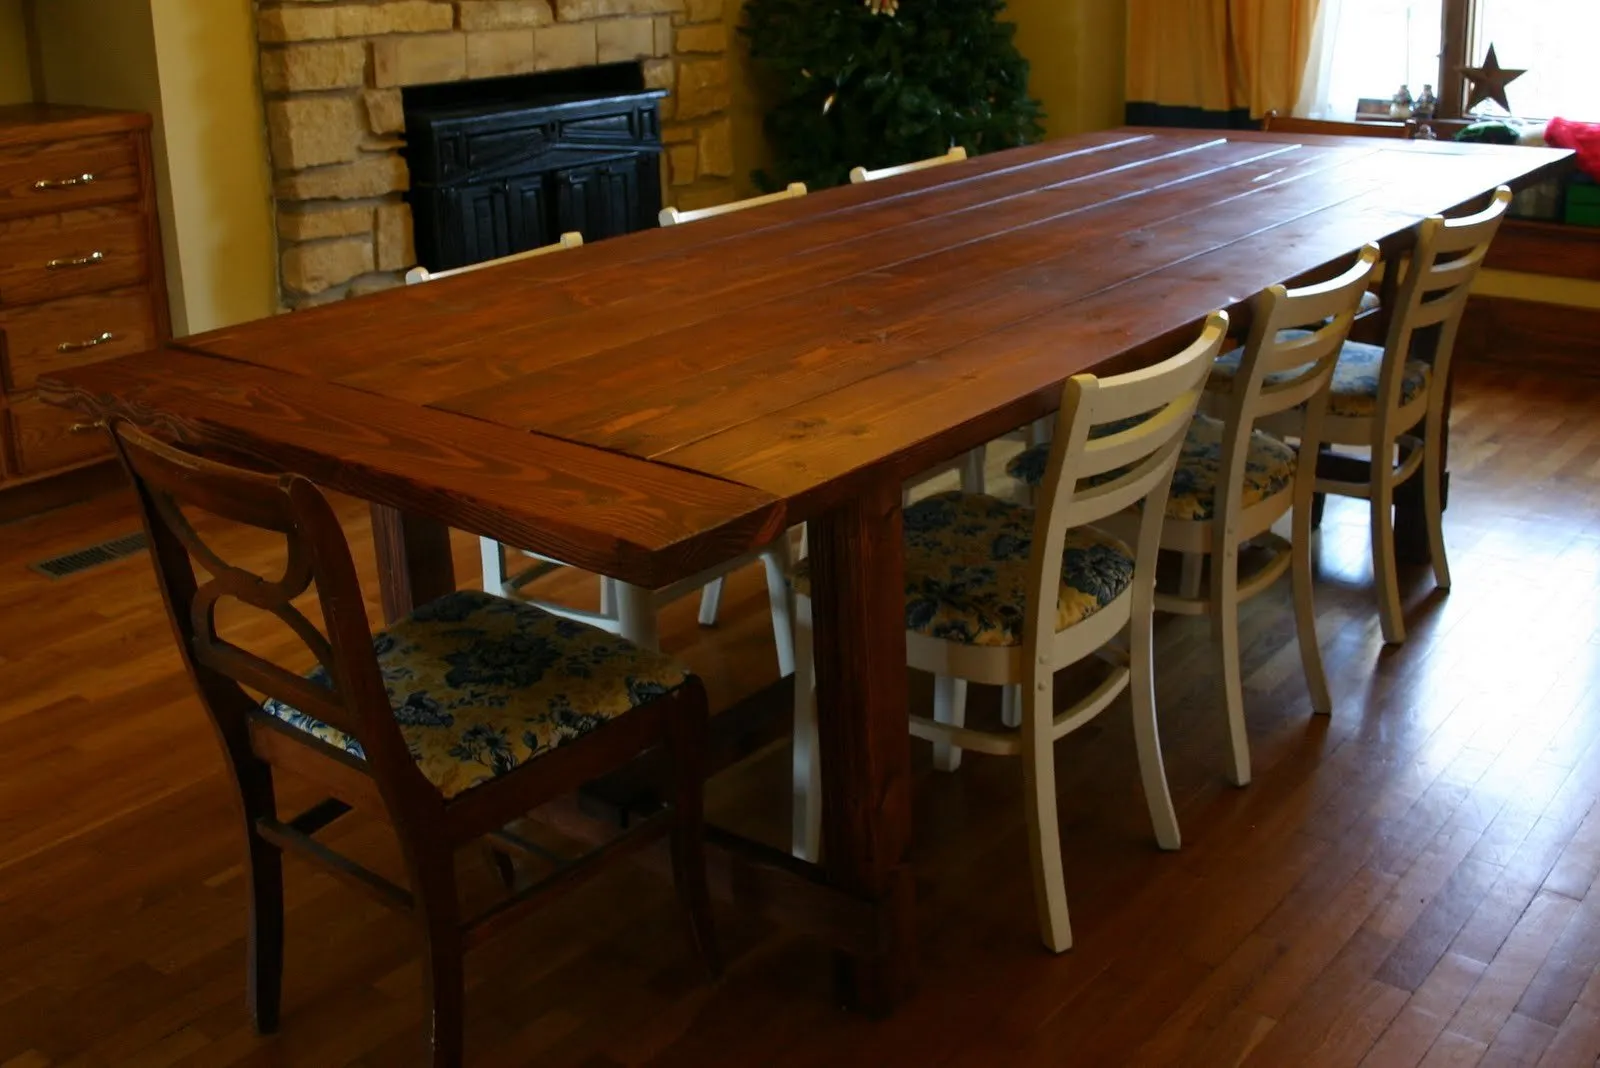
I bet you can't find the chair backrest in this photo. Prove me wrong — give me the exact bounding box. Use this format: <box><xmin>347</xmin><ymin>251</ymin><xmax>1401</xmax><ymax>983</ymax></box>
<box><xmin>404</xmin><ymin>231</ymin><xmax>583</xmax><ymax>285</ymax></box>
<box><xmin>1204</xmin><ymin>245</ymin><xmax>1380</xmax><ymax>538</ymax></box>
<box><xmin>1261</xmin><ymin>111</ymin><xmax>1417</xmax><ymax>139</ymax></box>
<box><xmin>849</xmin><ymin>145</ymin><xmax>968</xmax><ymax>185</ymax></box>
<box><xmin>658</xmin><ymin>183</ymin><xmax>807</xmax><ymax>227</ymax></box>
<box><xmin>1226</xmin><ymin>244</ymin><xmax>1381</xmax><ymax>421</ymax></box>
<box><xmin>1022</xmin><ymin>313</ymin><xmax>1227</xmax><ymax>652</ymax></box>
<box><xmin>109</xmin><ymin>424</ymin><xmax>423</xmax><ymax>794</ymax></box>
<box><xmin>1378</xmin><ymin>186</ymin><xmax>1511</xmax><ymax>424</ymax></box>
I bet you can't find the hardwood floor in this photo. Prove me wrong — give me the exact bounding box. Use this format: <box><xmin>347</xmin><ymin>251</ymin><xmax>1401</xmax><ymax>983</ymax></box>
<box><xmin>1</xmin><ymin>361</ymin><xmax>1597</xmax><ymax>1067</ymax></box>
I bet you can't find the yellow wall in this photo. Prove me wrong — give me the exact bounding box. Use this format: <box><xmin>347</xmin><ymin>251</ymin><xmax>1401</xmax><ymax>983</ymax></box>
<box><xmin>145</xmin><ymin>0</ymin><xmax>277</xmax><ymax>334</ymax></box>
<box><xmin>724</xmin><ymin>0</ymin><xmax>767</xmax><ymax>197</ymax></box>
<box><xmin>0</xmin><ymin>0</ymin><xmax>33</xmax><ymax>104</ymax></box>
<box><xmin>1006</xmin><ymin>0</ymin><xmax>1127</xmax><ymax>136</ymax></box>
<box><xmin>30</xmin><ymin>0</ymin><xmax>276</xmax><ymax>336</ymax></box>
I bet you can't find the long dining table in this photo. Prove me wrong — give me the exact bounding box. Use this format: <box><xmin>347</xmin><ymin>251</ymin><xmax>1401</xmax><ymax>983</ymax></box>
<box><xmin>42</xmin><ymin>128</ymin><xmax>1570</xmax><ymax>1014</ymax></box>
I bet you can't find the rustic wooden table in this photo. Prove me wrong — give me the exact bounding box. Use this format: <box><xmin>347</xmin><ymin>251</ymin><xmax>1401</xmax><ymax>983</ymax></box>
<box><xmin>43</xmin><ymin>128</ymin><xmax>1569</xmax><ymax>1014</ymax></box>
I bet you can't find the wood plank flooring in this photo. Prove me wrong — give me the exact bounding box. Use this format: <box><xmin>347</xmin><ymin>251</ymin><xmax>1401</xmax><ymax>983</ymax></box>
<box><xmin>0</xmin><ymin>361</ymin><xmax>1597</xmax><ymax>1067</ymax></box>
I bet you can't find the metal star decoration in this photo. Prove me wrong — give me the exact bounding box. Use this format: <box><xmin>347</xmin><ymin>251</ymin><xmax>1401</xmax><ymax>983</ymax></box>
<box><xmin>1460</xmin><ymin>44</ymin><xmax>1526</xmax><ymax>114</ymax></box>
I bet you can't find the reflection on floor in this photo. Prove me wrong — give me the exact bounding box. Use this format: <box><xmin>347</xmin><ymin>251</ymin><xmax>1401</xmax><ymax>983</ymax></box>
<box><xmin>0</xmin><ymin>362</ymin><xmax>1596</xmax><ymax>1066</ymax></box>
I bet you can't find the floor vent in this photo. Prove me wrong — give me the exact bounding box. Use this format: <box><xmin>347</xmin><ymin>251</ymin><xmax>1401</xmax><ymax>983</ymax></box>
<box><xmin>28</xmin><ymin>532</ymin><xmax>149</xmax><ymax>580</ymax></box>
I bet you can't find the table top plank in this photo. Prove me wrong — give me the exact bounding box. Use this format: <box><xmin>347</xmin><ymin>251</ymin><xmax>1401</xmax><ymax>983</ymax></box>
<box><xmin>38</xmin><ymin>350</ymin><xmax>787</xmax><ymax>589</ymax></box>
<box><xmin>182</xmin><ymin>136</ymin><xmax>1341</xmax><ymax>397</ymax></box>
<box><xmin>332</xmin><ymin>139</ymin><xmax>1350</xmax><ymax>408</ymax></box>
<box><xmin>424</xmin><ymin>142</ymin><xmax>1375</xmax><ymax>430</ymax></box>
<box><xmin>660</xmin><ymin>148</ymin><xmax>1558</xmax><ymax>512</ymax></box>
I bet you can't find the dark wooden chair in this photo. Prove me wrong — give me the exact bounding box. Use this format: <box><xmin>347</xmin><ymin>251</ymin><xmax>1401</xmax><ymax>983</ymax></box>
<box><xmin>108</xmin><ymin>422</ymin><xmax>718</xmax><ymax>1068</ymax></box>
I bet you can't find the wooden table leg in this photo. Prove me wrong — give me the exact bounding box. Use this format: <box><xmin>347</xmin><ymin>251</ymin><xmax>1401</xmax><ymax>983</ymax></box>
<box><xmin>370</xmin><ymin>504</ymin><xmax>457</xmax><ymax>623</ymax></box>
<box><xmin>806</xmin><ymin>481</ymin><xmax>916</xmax><ymax>1015</ymax></box>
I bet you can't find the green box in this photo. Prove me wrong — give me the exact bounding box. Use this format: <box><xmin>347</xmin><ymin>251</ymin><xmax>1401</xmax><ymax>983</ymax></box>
<box><xmin>1563</xmin><ymin>176</ymin><xmax>1600</xmax><ymax>226</ymax></box>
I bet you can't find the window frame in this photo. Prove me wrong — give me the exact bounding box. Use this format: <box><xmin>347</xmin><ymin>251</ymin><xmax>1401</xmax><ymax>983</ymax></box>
<box><xmin>1436</xmin><ymin>0</ymin><xmax>1474</xmax><ymax>120</ymax></box>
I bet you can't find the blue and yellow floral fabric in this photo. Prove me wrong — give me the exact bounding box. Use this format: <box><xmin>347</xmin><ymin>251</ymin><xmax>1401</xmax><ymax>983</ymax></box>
<box><xmin>793</xmin><ymin>491</ymin><xmax>1135</xmax><ymax>647</ymax></box>
<box><xmin>1165</xmin><ymin>414</ymin><xmax>1297</xmax><ymax>521</ymax></box>
<box><xmin>1005</xmin><ymin>415</ymin><xmax>1296</xmax><ymax>522</ymax></box>
<box><xmin>260</xmin><ymin>590</ymin><xmax>693</xmax><ymax>799</ymax></box>
<box><xmin>1209</xmin><ymin>333</ymin><xmax>1430</xmax><ymax>418</ymax></box>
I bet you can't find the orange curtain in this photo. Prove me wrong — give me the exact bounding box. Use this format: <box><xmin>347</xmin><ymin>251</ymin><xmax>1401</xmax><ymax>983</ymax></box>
<box><xmin>1127</xmin><ymin>0</ymin><xmax>1318</xmax><ymax>122</ymax></box>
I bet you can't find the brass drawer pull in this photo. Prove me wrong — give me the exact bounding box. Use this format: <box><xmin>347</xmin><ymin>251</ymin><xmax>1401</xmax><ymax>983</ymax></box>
<box><xmin>34</xmin><ymin>173</ymin><xmax>96</xmax><ymax>190</ymax></box>
<box><xmin>69</xmin><ymin>421</ymin><xmax>106</xmax><ymax>435</ymax></box>
<box><xmin>57</xmin><ymin>331</ymin><xmax>116</xmax><ymax>353</ymax></box>
<box><xmin>46</xmin><ymin>251</ymin><xmax>105</xmax><ymax>270</ymax></box>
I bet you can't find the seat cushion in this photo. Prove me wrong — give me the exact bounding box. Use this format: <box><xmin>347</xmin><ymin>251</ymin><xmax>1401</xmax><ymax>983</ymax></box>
<box><xmin>1209</xmin><ymin>333</ymin><xmax>1431</xmax><ymax>418</ymax></box>
<box><xmin>1167</xmin><ymin>414</ymin><xmax>1297</xmax><ymax>521</ymax></box>
<box><xmin>793</xmin><ymin>491</ymin><xmax>1135</xmax><ymax>648</ymax></box>
<box><xmin>260</xmin><ymin>590</ymin><xmax>693</xmax><ymax>799</ymax></box>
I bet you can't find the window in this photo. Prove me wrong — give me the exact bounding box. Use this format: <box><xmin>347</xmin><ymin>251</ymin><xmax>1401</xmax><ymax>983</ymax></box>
<box><xmin>1312</xmin><ymin>0</ymin><xmax>1600</xmax><ymax>122</ymax></box>
<box><xmin>1471</xmin><ymin>0</ymin><xmax>1600</xmax><ymax>120</ymax></box>
<box><xmin>1320</xmin><ymin>0</ymin><xmax>1444</xmax><ymax>120</ymax></box>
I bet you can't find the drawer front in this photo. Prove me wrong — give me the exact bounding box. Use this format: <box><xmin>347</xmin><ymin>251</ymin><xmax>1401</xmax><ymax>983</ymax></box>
<box><xmin>7</xmin><ymin>395</ymin><xmax>111</xmax><ymax>477</ymax></box>
<box><xmin>1</xmin><ymin>289</ymin><xmax>157</xmax><ymax>393</ymax></box>
<box><xmin>0</xmin><ymin>135</ymin><xmax>142</xmax><ymax>220</ymax></box>
<box><xmin>0</xmin><ymin>205</ymin><xmax>148</xmax><ymax>306</ymax></box>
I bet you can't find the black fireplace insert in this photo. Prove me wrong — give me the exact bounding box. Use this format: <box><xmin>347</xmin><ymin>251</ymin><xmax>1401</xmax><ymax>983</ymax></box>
<box><xmin>403</xmin><ymin>64</ymin><xmax>666</xmax><ymax>272</ymax></box>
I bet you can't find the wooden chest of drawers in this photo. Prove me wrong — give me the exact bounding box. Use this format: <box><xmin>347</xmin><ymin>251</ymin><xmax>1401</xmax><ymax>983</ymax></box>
<box><xmin>0</xmin><ymin>105</ymin><xmax>168</xmax><ymax>520</ymax></box>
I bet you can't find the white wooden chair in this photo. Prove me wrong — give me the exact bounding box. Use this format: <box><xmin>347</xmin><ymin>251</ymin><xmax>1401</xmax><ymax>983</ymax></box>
<box><xmin>792</xmin><ymin>312</ymin><xmax>1230</xmax><ymax>953</ymax></box>
<box><xmin>404</xmin><ymin>233</ymin><xmax>796</xmax><ymax>675</ymax></box>
<box><xmin>1165</xmin><ymin>248</ymin><xmax>1378</xmax><ymax>785</ymax></box>
<box><xmin>403</xmin><ymin>231</ymin><xmax>584</xmax><ymax>285</ymax></box>
<box><xmin>654</xmin><ymin>183</ymin><xmax>816</xmax><ymax>626</ymax></box>
<box><xmin>1007</xmin><ymin>250</ymin><xmax>1377</xmax><ymax>786</ymax></box>
<box><xmin>849</xmin><ymin>146</ymin><xmax>987</xmax><ymax>499</ymax></box>
<box><xmin>849</xmin><ymin>145</ymin><xmax>968</xmax><ymax>185</ymax></box>
<box><xmin>658</xmin><ymin>183</ymin><xmax>807</xmax><ymax>227</ymax></box>
<box><xmin>1248</xmin><ymin>189</ymin><xmax>1511</xmax><ymax>644</ymax></box>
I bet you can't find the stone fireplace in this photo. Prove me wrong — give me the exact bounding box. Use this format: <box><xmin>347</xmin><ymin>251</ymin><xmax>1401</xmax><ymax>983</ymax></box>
<box><xmin>256</xmin><ymin>0</ymin><xmax>737</xmax><ymax>309</ymax></box>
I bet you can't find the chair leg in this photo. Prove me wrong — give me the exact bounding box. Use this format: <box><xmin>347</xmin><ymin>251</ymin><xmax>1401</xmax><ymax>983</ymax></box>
<box><xmin>1212</xmin><ymin>543</ymin><xmax>1251</xmax><ymax>787</ymax></box>
<box><xmin>664</xmin><ymin>689</ymin><xmax>721</xmax><ymax>977</ymax></box>
<box><xmin>960</xmin><ymin>446</ymin><xmax>986</xmax><ymax>495</ymax></box>
<box><xmin>1021</xmin><ymin>697</ymin><xmax>1072</xmax><ymax>953</ymax></box>
<box><xmin>1026</xmin><ymin>416</ymin><xmax>1053</xmax><ymax>449</ymax></box>
<box><xmin>1371</xmin><ymin>451</ymin><xmax>1407</xmax><ymax>644</ymax></box>
<box><xmin>242</xmin><ymin>775</ymin><xmax>284</xmax><ymax>1035</ymax></box>
<box><xmin>1128</xmin><ymin>617</ymin><xmax>1180</xmax><ymax>851</ymax></box>
<box><xmin>1001</xmin><ymin>682</ymin><xmax>1023</xmax><ymax>730</ymax></box>
<box><xmin>791</xmin><ymin>597</ymin><xmax>822</xmax><ymax>862</ymax></box>
<box><xmin>599</xmin><ymin>576</ymin><xmax>619</xmax><ymax>620</ymax></box>
<box><xmin>697</xmin><ymin>577</ymin><xmax>724</xmax><ymax>627</ymax></box>
<box><xmin>415</xmin><ymin>868</ymin><xmax>466</xmax><ymax>1068</ymax></box>
<box><xmin>616</xmin><ymin>583</ymin><xmax>661</xmax><ymax>651</ymax></box>
<box><xmin>1423</xmin><ymin>411</ymin><xmax>1452</xmax><ymax>591</ymax></box>
<box><xmin>931</xmin><ymin>675</ymin><xmax>967</xmax><ymax>772</ymax></box>
<box><xmin>760</xmin><ymin>540</ymin><xmax>796</xmax><ymax>678</ymax></box>
<box><xmin>1292</xmin><ymin>497</ymin><xmax>1333</xmax><ymax>716</ymax></box>
<box><xmin>1179</xmin><ymin>552</ymin><xmax>1204</xmax><ymax>600</ymax></box>
<box><xmin>478</xmin><ymin>537</ymin><xmax>509</xmax><ymax>597</ymax></box>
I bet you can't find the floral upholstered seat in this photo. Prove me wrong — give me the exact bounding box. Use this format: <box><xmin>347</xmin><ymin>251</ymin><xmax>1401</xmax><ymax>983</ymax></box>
<box><xmin>260</xmin><ymin>590</ymin><xmax>694</xmax><ymax>798</ymax></box>
<box><xmin>793</xmin><ymin>491</ymin><xmax>1134</xmax><ymax>648</ymax></box>
<box><xmin>1164</xmin><ymin>414</ymin><xmax>1297</xmax><ymax>521</ymax></box>
<box><xmin>1209</xmin><ymin>333</ymin><xmax>1431</xmax><ymax>418</ymax></box>
<box><xmin>1005</xmin><ymin>414</ymin><xmax>1296</xmax><ymax>522</ymax></box>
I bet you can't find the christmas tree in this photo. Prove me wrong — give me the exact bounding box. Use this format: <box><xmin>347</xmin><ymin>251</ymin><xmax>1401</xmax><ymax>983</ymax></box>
<box><xmin>742</xmin><ymin>0</ymin><xmax>1044</xmax><ymax>191</ymax></box>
